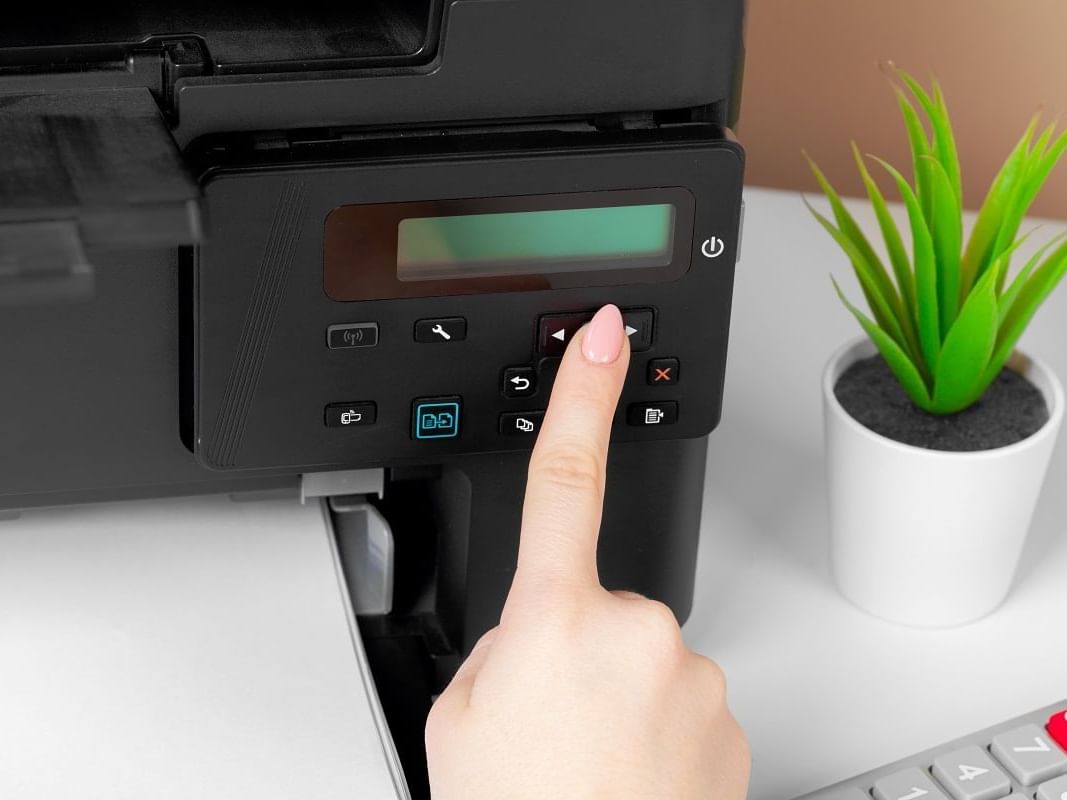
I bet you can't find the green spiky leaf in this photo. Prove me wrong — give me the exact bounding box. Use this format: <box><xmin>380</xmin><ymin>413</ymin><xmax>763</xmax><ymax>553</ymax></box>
<box><xmin>930</xmin><ymin>82</ymin><xmax>963</xmax><ymax>206</ymax></box>
<box><xmin>871</xmin><ymin>157</ymin><xmax>941</xmax><ymax>375</ymax></box>
<box><xmin>852</xmin><ymin>142</ymin><xmax>917</xmax><ymax>320</ymax></box>
<box><xmin>896</xmin><ymin>89</ymin><xmax>935</xmax><ymax>224</ymax></box>
<box><xmin>997</xmin><ymin>231</ymin><xmax>1064</xmax><ymax>325</ymax></box>
<box><xmin>805</xmin><ymin>154</ymin><xmax>904</xmax><ymax>321</ymax></box>
<box><xmin>832</xmin><ymin>278</ymin><xmax>932</xmax><ymax>408</ymax></box>
<box><xmin>925</xmin><ymin>156</ymin><xmax>962</xmax><ymax>336</ymax></box>
<box><xmin>930</xmin><ymin>264</ymin><xmax>999</xmax><ymax>414</ymax></box>
<box><xmin>986</xmin><ymin>237</ymin><xmax>1067</xmax><ymax>385</ymax></box>
<box><xmin>805</xmin><ymin>198</ymin><xmax>910</xmax><ymax>352</ymax></box>
<box><xmin>961</xmin><ymin>117</ymin><xmax>1038</xmax><ymax>293</ymax></box>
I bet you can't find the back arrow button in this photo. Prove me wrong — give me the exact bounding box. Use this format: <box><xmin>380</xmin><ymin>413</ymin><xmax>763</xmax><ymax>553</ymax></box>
<box><xmin>503</xmin><ymin>366</ymin><xmax>538</xmax><ymax>398</ymax></box>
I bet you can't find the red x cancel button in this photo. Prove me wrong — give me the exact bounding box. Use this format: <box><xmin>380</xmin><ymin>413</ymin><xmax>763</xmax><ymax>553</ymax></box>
<box><xmin>647</xmin><ymin>357</ymin><xmax>679</xmax><ymax>386</ymax></box>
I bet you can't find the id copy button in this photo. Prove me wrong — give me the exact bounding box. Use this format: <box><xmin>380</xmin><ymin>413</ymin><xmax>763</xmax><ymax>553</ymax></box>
<box><xmin>413</xmin><ymin>397</ymin><xmax>462</xmax><ymax>440</ymax></box>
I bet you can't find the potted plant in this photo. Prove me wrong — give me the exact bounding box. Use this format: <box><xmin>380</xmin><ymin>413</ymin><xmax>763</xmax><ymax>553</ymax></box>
<box><xmin>808</xmin><ymin>69</ymin><xmax>1067</xmax><ymax>627</ymax></box>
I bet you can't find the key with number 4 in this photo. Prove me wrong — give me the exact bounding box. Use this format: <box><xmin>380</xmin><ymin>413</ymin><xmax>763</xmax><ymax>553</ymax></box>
<box><xmin>931</xmin><ymin>746</ymin><xmax>1011</xmax><ymax>800</ymax></box>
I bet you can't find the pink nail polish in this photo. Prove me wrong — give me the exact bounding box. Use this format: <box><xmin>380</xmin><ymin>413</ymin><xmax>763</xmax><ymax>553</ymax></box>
<box><xmin>582</xmin><ymin>305</ymin><xmax>625</xmax><ymax>364</ymax></box>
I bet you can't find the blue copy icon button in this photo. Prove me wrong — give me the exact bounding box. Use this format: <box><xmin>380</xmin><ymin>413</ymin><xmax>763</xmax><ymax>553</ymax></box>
<box><xmin>413</xmin><ymin>398</ymin><xmax>462</xmax><ymax>440</ymax></box>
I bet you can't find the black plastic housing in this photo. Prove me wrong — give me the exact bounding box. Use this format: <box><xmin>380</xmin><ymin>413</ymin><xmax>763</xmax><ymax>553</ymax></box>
<box><xmin>0</xmin><ymin>5</ymin><xmax>746</xmax><ymax>795</ymax></box>
<box><xmin>191</xmin><ymin>127</ymin><xmax>742</xmax><ymax>471</ymax></box>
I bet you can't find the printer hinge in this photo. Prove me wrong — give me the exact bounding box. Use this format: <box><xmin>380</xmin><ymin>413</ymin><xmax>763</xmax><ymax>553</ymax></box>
<box><xmin>155</xmin><ymin>38</ymin><xmax>211</xmax><ymax>119</ymax></box>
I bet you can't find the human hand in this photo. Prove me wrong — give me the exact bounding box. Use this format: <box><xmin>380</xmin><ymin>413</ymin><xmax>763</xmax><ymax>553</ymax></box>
<box><xmin>425</xmin><ymin>305</ymin><xmax>750</xmax><ymax>799</ymax></box>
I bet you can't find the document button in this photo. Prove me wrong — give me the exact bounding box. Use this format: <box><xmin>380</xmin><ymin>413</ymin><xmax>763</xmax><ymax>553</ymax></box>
<box><xmin>627</xmin><ymin>401</ymin><xmax>678</xmax><ymax>427</ymax></box>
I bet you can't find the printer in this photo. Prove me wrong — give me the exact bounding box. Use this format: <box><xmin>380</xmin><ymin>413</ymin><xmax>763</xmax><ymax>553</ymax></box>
<box><xmin>0</xmin><ymin>1</ymin><xmax>746</xmax><ymax>795</ymax></box>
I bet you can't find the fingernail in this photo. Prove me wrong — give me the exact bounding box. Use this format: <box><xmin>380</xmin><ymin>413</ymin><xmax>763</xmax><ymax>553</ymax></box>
<box><xmin>582</xmin><ymin>305</ymin><xmax>625</xmax><ymax>364</ymax></box>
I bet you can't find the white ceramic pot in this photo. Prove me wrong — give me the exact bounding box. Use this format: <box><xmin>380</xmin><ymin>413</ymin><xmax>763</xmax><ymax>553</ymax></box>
<box><xmin>823</xmin><ymin>337</ymin><xmax>1065</xmax><ymax>627</ymax></box>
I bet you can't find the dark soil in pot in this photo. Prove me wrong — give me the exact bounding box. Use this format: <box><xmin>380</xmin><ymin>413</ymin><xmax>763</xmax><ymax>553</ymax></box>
<box><xmin>835</xmin><ymin>355</ymin><xmax>1050</xmax><ymax>452</ymax></box>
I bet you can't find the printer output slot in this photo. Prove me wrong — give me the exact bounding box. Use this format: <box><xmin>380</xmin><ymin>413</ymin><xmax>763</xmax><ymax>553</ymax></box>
<box><xmin>0</xmin><ymin>0</ymin><xmax>441</xmax><ymax>77</ymax></box>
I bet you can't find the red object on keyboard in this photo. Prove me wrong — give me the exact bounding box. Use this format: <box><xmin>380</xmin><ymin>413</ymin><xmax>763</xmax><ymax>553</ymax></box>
<box><xmin>1049</xmin><ymin>709</ymin><xmax>1067</xmax><ymax>751</ymax></box>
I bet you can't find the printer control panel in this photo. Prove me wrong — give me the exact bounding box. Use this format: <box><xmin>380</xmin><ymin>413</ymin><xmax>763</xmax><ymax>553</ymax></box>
<box><xmin>327</xmin><ymin>306</ymin><xmax>663</xmax><ymax>443</ymax></box>
<box><xmin>191</xmin><ymin>131</ymin><xmax>743</xmax><ymax>472</ymax></box>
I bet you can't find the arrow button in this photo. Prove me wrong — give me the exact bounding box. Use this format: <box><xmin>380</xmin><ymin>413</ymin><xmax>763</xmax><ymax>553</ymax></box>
<box><xmin>538</xmin><ymin>313</ymin><xmax>590</xmax><ymax>356</ymax></box>
<box><xmin>620</xmin><ymin>309</ymin><xmax>654</xmax><ymax>352</ymax></box>
<box><xmin>538</xmin><ymin>308</ymin><xmax>654</xmax><ymax>355</ymax></box>
<box><xmin>503</xmin><ymin>366</ymin><xmax>538</xmax><ymax>398</ymax></box>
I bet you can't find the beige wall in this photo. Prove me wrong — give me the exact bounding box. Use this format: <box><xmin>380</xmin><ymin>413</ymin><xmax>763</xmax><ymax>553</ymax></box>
<box><xmin>741</xmin><ymin>0</ymin><xmax>1067</xmax><ymax>217</ymax></box>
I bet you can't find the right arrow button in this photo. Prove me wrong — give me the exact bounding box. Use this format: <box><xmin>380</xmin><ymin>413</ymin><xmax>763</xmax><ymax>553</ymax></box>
<box><xmin>620</xmin><ymin>309</ymin><xmax>654</xmax><ymax>352</ymax></box>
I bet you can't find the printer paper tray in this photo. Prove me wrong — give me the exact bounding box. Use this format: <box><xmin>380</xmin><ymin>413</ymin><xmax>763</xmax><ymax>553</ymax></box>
<box><xmin>0</xmin><ymin>494</ymin><xmax>408</xmax><ymax>799</ymax></box>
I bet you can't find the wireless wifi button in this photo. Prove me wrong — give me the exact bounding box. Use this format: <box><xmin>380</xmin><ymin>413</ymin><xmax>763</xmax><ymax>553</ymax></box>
<box><xmin>327</xmin><ymin>322</ymin><xmax>379</xmax><ymax>349</ymax></box>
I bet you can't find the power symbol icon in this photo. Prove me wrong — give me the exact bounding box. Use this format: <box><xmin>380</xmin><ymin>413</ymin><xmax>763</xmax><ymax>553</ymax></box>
<box><xmin>701</xmin><ymin>236</ymin><xmax>726</xmax><ymax>259</ymax></box>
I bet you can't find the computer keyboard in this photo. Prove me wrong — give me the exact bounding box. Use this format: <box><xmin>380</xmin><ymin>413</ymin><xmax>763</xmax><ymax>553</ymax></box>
<box><xmin>796</xmin><ymin>701</ymin><xmax>1067</xmax><ymax>800</ymax></box>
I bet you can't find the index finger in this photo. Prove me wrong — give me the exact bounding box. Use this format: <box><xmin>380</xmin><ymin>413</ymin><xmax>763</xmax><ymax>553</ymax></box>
<box><xmin>508</xmin><ymin>305</ymin><xmax>630</xmax><ymax>603</ymax></box>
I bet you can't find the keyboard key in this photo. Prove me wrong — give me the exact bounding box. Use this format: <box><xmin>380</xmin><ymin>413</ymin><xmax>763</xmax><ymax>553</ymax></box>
<box><xmin>809</xmin><ymin>789</ymin><xmax>871</xmax><ymax>800</ymax></box>
<box><xmin>932</xmin><ymin>746</ymin><xmax>1011</xmax><ymax>800</ymax></box>
<box><xmin>992</xmin><ymin>724</ymin><xmax>1067</xmax><ymax>785</ymax></box>
<box><xmin>873</xmin><ymin>768</ymin><xmax>951</xmax><ymax>800</ymax></box>
<box><xmin>1036</xmin><ymin>773</ymin><xmax>1067</xmax><ymax>800</ymax></box>
<box><xmin>1049</xmin><ymin>710</ymin><xmax>1067</xmax><ymax>752</ymax></box>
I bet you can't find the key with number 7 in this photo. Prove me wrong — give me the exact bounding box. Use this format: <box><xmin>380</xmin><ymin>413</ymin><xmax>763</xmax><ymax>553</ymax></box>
<box><xmin>992</xmin><ymin>724</ymin><xmax>1067</xmax><ymax>785</ymax></box>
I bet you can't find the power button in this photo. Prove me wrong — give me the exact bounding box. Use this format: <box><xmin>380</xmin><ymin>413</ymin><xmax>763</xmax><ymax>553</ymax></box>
<box><xmin>701</xmin><ymin>237</ymin><xmax>726</xmax><ymax>259</ymax></box>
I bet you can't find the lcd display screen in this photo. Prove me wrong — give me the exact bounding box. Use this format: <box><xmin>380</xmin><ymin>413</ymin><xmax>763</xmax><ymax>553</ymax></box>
<box><xmin>323</xmin><ymin>188</ymin><xmax>694</xmax><ymax>301</ymax></box>
<box><xmin>396</xmin><ymin>204</ymin><xmax>676</xmax><ymax>281</ymax></box>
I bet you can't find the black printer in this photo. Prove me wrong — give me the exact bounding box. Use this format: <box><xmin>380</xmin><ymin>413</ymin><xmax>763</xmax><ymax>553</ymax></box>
<box><xmin>0</xmin><ymin>2</ymin><xmax>746</xmax><ymax>794</ymax></box>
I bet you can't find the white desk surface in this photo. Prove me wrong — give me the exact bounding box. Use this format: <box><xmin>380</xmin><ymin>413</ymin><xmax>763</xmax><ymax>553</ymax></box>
<box><xmin>685</xmin><ymin>187</ymin><xmax>1067</xmax><ymax>800</ymax></box>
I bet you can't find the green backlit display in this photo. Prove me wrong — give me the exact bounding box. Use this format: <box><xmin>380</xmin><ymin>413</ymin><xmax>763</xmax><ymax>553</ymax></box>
<box><xmin>397</xmin><ymin>203</ymin><xmax>676</xmax><ymax>280</ymax></box>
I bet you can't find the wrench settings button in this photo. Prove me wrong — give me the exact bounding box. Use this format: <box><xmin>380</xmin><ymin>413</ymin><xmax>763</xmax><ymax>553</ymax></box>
<box><xmin>415</xmin><ymin>317</ymin><xmax>467</xmax><ymax>343</ymax></box>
